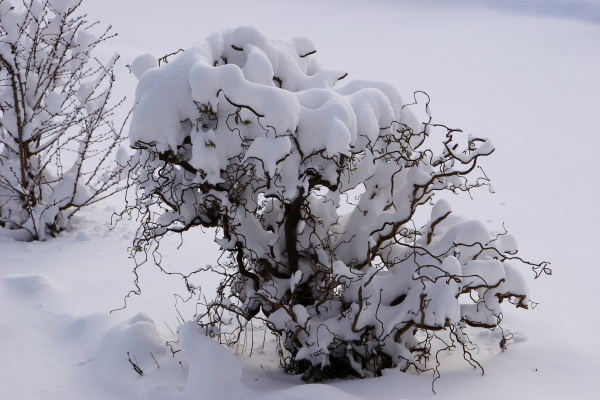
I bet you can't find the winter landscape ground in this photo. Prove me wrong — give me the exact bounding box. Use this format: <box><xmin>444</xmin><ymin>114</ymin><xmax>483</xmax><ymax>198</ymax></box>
<box><xmin>1</xmin><ymin>0</ymin><xmax>600</xmax><ymax>399</ymax></box>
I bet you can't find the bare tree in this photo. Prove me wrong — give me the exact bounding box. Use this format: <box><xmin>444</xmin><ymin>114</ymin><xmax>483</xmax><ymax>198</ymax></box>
<box><xmin>122</xmin><ymin>27</ymin><xmax>550</xmax><ymax>383</ymax></box>
<box><xmin>0</xmin><ymin>0</ymin><xmax>127</xmax><ymax>240</ymax></box>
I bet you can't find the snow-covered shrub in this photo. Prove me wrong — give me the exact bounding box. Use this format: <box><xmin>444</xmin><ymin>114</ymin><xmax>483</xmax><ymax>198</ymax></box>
<box><xmin>0</xmin><ymin>0</ymin><xmax>127</xmax><ymax>240</ymax></box>
<box><xmin>126</xmin><ymin>27</ymin><xmax>550</xmax><ymax>381</ymax></box>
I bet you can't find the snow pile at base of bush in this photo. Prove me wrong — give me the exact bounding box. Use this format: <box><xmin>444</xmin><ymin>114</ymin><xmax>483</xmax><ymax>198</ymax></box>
<box><xmin>146</xmin><ymin>322</ymin><xmax>243</xmax><ymax>400</ymax></box>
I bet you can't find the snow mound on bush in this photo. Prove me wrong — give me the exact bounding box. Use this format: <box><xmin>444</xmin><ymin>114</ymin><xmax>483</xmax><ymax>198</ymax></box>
<box><xmin>129</xmin><ymin>26</ymin><xmax>417</xmax><ymax>164</ymax></box>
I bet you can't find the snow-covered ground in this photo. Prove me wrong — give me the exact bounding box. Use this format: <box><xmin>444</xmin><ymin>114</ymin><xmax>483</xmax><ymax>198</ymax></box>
<box><xmin>2</xmin><ymin>1</ymin><xmax>600</xmax><ymax>399</ymax></box>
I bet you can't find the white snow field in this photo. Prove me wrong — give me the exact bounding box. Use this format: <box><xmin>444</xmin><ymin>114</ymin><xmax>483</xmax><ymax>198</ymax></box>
<box><xmin>1</xmin><ymin>0</ymin><xmax>600</xmax><ymax>399</ymax></box>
